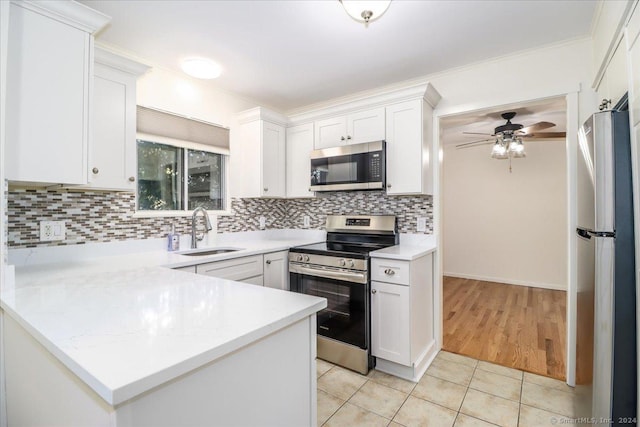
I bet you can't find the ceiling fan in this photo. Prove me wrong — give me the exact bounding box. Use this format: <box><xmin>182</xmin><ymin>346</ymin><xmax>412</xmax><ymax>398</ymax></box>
<box><xmin>455</xmin><ymin>112</ymin><xmax>566</xmax><ymax>150</ymax></box>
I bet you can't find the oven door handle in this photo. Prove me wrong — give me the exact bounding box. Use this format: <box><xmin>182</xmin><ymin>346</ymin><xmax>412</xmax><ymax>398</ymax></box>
<box><xmin>290</xmin><ymin>264</ymin><xmax>368</xmax><ymax>284</ymax></box>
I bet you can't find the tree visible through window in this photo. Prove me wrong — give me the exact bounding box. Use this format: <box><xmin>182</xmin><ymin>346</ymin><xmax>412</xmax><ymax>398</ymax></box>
<box><xmin>137</xmin><ymin>139</ymin><xmax>225</xmax><ymax>212</ymax></box>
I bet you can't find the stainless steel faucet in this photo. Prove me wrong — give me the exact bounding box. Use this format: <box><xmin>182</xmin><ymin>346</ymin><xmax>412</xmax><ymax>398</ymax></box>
<box><xmin>191</xmin><ymin>206</ymin><xmax>213</xmax><ymax>249</ymax></box>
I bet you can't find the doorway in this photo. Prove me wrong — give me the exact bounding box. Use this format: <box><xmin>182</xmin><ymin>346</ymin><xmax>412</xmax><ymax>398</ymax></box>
<box><xmin>438</xmin><ymin>97</ymin><xmax>569</xmax><ymax>380</ymax></box>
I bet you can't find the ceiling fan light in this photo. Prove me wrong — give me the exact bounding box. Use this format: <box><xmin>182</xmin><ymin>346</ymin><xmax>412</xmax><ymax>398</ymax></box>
<box><xmin>512</xmin><ymin>139</ymin><xmax>526</xmax><ymax>158</ymax></box>
<box><xmin>340</xmin><ymin>0</ymin><xmax>391</xmax><ymax>25</ymax></box>
<box><xmin>490</xmin><ymin>141</ymin><xmax>508</xmax><ymax>159</ymax></box>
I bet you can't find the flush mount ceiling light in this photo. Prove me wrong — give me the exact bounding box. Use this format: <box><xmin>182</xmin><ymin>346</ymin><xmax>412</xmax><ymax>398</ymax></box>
<box><xmin>340</xmin><ymin>0</ymin><xmax>391</xmax><ymax>27</ymax></box>
<box><xmin>180</xmin><ymin>58</ymin><xmax>222</xmax><ymax>79</ymax></box>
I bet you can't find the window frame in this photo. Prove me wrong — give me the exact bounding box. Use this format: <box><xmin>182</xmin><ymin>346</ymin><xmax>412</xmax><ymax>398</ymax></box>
<box><xmin>133</xmin><ymin>132</ymin><xmax>231</xmax><ymax>218</ymax></box>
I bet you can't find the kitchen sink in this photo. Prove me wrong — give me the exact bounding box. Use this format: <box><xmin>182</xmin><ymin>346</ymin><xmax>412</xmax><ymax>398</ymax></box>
<box><xmin>177</xmin><ymin>247</ymin><xmax>243</xmax><ymax>256</ymax></box>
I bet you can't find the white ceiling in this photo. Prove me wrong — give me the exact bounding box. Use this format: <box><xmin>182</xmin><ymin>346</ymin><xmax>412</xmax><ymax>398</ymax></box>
<box><xmin>81</xmin><ymin>0</ymin><xmax>598</xmax><ymax>112</ymax></box>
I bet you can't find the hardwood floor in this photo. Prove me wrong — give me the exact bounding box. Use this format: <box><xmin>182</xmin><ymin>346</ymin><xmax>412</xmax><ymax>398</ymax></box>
<box><xmin>442</xmin><ymin>276</ymin><xmax>567</xmax><ymax>380</ymax></box>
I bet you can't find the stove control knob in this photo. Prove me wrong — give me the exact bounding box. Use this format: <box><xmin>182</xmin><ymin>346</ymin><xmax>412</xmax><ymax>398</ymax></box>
<box><xmin>304</xmin><ymin>255</ymin><xmax>310</xmax><ymax>262</ymax></box>
<box><xmin>339</xmin><ymin>259</ymin><xmax>346</xmax><ymax>266</ymax></box>
<box><xmin>297</xmin><ymin>255</ymin><xmax>304</xmax><ymax>262</ymax></box>
<box><xmin>349</xmin><ymin>260</ymin><xmax>355</xmax><ymax>268</ymax></box>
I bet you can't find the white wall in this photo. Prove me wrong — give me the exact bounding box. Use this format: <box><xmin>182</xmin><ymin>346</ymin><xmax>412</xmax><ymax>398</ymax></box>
<box><xmin>443</xmin><ymin>139</ymin><xmax>568</xmax><ymax>290</ymax></box>
<box><xmin>136</xmin><ymin>66</ymin><xmax>262</xmax><ymax>128</ymax></box>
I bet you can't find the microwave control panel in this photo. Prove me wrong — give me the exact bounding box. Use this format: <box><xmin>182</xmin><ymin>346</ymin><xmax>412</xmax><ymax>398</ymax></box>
<box><xmin>370</xmin><ymin>153</ymin><xmax>382</xmax><ymax>179</ymax></box>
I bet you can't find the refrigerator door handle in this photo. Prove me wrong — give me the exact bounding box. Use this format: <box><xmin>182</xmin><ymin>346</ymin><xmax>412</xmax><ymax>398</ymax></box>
<box><xmin>576</xmin><ymin>227</ymin><xmax>616</xmax><ymax>239</ymax></box>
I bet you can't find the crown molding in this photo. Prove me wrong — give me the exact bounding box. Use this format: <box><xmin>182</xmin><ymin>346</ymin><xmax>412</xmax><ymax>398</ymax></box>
<box><xmin>287</xmin><ymin>82</ymin><xmax>441</xmax><ymax>125</ymax></box>
<box><xmin>12</xmin><ymin>0</ymin><xmax>111</xmax><ymax>34</ymax></box>
<box><xmin>95</xmin><ymin>46</ymin><xmax>150</xmax><ymax>76</ymax></box>
<box><xmin>236</xmin><ymin>107</ymin><xmax>289</xmax><ymax>126</ymax></box>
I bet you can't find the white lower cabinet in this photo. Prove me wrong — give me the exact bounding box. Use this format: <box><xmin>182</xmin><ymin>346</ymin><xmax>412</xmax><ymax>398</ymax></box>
<box><xmin>370</xmin><ymin>253</ymin><xmax>435</xmax><ymax>381</ymax></box>
<box><xmin>196</xmin><ymin>254</ymin><xmax>264</xmax><ymax>286</ymax></box>
<box><xmin>263</xmin><ymin>250</ymin><xmax>289</xmax><ymax>290</ymax></box>
<box><xmin>371</xmin><ymin>280</ymin><xmax>411</xmax><ymax>365</ymax></box>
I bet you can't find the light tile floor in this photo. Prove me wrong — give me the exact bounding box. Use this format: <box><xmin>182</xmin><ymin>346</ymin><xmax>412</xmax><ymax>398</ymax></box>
<box><xmin>317</xmin><ymin>351</ymin><xmax>577</xmax><ymax>427</ymax></box>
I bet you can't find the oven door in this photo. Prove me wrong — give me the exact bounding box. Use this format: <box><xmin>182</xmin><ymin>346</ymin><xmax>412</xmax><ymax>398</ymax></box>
<box><xmin>290</xmin><ymin>265</ymin><xmax>369</xmax><ymax>349</ymax></box>
<box><xmin>310</xmin><ymin>142</ymin><xmax>384</xmax><ymax>192</ymax></box>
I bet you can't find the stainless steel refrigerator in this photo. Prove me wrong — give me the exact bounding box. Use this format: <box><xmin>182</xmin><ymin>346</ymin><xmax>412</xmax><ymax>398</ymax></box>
<box><xmin>576</xmin><ymin>106</ymin><xmax>636</xmax><ymax>424</ymax></box>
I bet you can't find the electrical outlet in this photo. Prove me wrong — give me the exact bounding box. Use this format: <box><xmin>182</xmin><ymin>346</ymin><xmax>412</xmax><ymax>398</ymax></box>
<box><xmin>259</xmin><ymin>216</ymin><xmax>266</xmax><ymax>230</ymax></box>
<box><xmin>40</xmin><ymin>221</ymin><xmax>66</xmax><ymax>241</ymax></box>
<box><xmin>303</xmin><ymin>215</ymin><xmax>310</xmax><ymax>228</ymax></box>
<box><xmin>417</xmin><ymin>217</ymin><xmax>427</xmax><ymax>232</ymax></box>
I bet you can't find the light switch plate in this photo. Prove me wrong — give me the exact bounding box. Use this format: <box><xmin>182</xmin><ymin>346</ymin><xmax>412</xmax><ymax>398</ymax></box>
<box><xmin>40</xmin><ymin>220</ymin><xmax>66</xmax><ymax>241</ymax></box>
<box><xmin>417</xmin><ymin>217</ymin><xmax>427</xmax><ymax>232</ymax></box>
<box><xmin>259</xmin><ymin>216</ymin><xmax>266</xmax><ymax>230</ymax></box>
<box><xmin>303</xmin><ymin>216</ymin><xmax>310</xmax><ymax>228</ymax></box>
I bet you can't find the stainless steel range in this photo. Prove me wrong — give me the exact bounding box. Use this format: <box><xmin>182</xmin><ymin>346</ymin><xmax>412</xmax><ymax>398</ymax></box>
<box><xmin>289</xmin><ymin>215</ymin><xmax>398</xmax><ymax>374</ymax></box>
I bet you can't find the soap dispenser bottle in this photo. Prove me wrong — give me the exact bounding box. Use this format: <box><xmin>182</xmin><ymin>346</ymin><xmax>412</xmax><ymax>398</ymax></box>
<box><xmin>167</xmin><ymin>225</ymin><xmax>180</xmax><ymax>251</ymax></box>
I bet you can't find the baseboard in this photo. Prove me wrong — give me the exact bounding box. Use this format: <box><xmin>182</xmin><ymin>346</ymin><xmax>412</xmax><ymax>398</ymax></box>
<box><xmin>443</xmin><ymin>272</ymin><xmax>566</xmax><ymax>291</ymax></box>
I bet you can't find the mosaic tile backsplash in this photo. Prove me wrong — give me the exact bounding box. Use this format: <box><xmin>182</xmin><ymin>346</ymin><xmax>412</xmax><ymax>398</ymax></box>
<box><xmin>8</xmin><ymin>189</ymin><xmax>432</xmax><ymax>248</ymax></box>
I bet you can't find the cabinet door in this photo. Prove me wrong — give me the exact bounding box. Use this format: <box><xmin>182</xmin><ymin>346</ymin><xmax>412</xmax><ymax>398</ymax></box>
<box><xmin>6</xmin><ymin>4</ymin><xmax>89</xmax><ymax>185</ymax></box>
<box><xmin>371</xmin><ymin>280</ymin><xmax>411</xmax><ymax>365</ymax></box>
<box><xmin>347</xmin><ymin>108</ymin><xmax>385</xmax><ymax>144</ymax></box>
<box><xmin>262</xmin><ymin>121</ymin><xmax>286</xmax><ymax>197</ymax></box>
<box><xmin>89</xmin><ymin>64</ymin><xmax>137</xmax><ymax>190</ymax></box>
<box><xmin>385</xmin><ymin>100</ymin><xmax>424</xmax><ymax>195</ymax></box>
<box><xmin>314</xmin><ymin>116</ymin><xmax>347</xmax><ymax>149</ymax></box>
<box><xmin>264</xmin><ymin>251</ymin><xmax>289</xmax><ymax>290</ymax></box>
<box><xmin>286</xmin><ymin>123</ymin><xmax>315</xmax><ymax>198</ymax></box>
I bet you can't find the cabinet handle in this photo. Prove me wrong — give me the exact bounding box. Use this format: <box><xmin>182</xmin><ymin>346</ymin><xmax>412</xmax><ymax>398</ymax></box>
<box><xmin>263</xmin><ymin>187</ymin><xmax>268</xmax><ymax>192</ymax></box>
<box><xmin>384</xmin><ymin>268</ymin><xmax>395</xmax><ymax>276</ymax></box>
<box><xmin>266</xmin><ymin>260</ymin><xmax>272</xmax><ymax>265</ymax></box>
<box><xmin>128</xmin><ymin>176</ymin><xmax>136</xmax><ymax>182</ymax></box>
<box><xmin>387</xmin><ymin>184</ymin><xmax>392</xmax><ymax>188</ymax></box>
<box><xmin>347</xmin><ymin>135</ymin><xmax>352</xmax><ymax>140</ymax></box>
<box><xmin>92</xmin><ymin>167</ymin><xmax>99</xmax><ymax>174</ymax></box>
<box><xmin>340</xmin><ymin>136</ymin><xmax>345</xmax><ymax>141</ymax></box>
<box><xmin>371</xmin><ymin>289</ymin><xmax>377</xmax><ymax>294</ymax></box>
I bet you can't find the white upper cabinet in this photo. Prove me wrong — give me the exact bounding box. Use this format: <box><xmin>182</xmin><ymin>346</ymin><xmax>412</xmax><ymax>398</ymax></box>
<box><xmin>86</xmin><ymin>48</ymin><xmax>149</xmax><ymax>191</ymax></box>
<box><xmin>286</xmin><ymin>123</ymin><xmax>315</xmax><ymax>198</ymax></box>
<box><xmin>5</xmin><ymin>1</ymin><xmax>109</xmax><ymax>185</ymax></box>
<box><xmin>385</xmin><ymin>84</ymin><xmax>440</xmax><ymax>195</ymax></box>
<box><xmin>234</xmin><ymin>107</ymin><xmax>287</xmax><ymax>198</ymax></box>
<box><xmin>347</xmin><ymin>107</ymin><xmax>385</xmax><ymax>144</ymax></box>
<box><xmin>313</xmin><ymin>107</ymin><xmax>385</xmax><ymax>149</ymax></box>
<box><xmin>314</xmin><ymin>116</ymin><xmax>347</xmax><ymax>149</ymax></box>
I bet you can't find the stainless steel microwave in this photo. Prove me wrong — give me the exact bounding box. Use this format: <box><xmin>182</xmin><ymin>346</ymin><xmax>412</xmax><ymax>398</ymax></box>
<box><xmin>310</xmin><ymin>141</ymin><xmax>385</xmax><ymax>192</ymax></box>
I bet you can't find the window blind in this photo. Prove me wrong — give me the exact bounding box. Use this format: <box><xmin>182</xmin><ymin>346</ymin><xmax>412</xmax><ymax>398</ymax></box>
<box><xmin>136</xmin><ymin>106</ymin><xmax>229</xmax><ymax>149</ymax></box>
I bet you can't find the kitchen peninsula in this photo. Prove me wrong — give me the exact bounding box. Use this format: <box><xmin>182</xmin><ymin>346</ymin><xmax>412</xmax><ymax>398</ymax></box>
<box><xmin>1</xmin><ymin>236</ymin><xmax>327</xmax><ymax>426</ymax></box>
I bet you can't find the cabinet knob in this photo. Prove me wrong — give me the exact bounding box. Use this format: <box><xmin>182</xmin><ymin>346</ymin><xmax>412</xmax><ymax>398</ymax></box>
<box><xmin>347</xmin><ymin>135</ymin><xmax>352</xmax><ymax>140</ymax></box>
<box><xmin>129</xmin><ymin>176</ymin><xmax>136</xmax><ymax>182</ymax></box>
<box><xmin>309</xmin><ymin>187</ymin><xmax>312</xmax><ymax>192</ymax></box>
<box><xmin>384</xmin><ymin>268</ymin><xmax>395</xmax><ymax>276</ymax></box>
<box><xmin>371</xmin><ymin>289</ymin><xmax>377</xmax><ymax>294</ymax></box>
<box><xmin>264</xmin><ymin>187</ymin><xmax>268</xmax><ymax>192</ymax></box>
<box><xmin>340</xmin><ymin>136</ymin><xmax>345</xmax><ymax>141</ymax></box>
<box><xmin>92</xmin><ymin>167</ymin><xmax>99</xmax><ymax>174</ymax></box>
<box><xmin>387</xmin><ymin>184</ymin><xmax>392</xmax><ymax>188</ymax></box>
<box><xmin>266</xmin><ymin>260</ymin><xmax>272</xmax><ymax>265</ymax></box>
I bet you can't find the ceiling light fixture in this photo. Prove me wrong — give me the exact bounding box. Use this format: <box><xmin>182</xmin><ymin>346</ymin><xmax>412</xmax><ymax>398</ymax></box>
<box><xmin>180</xmin><ymin>58</ymin><xmax>222</xmax><ymax>79</ymax></box>
<box><xmin>490</xmin><ymin>132</ymin><xmax>526</xmax><ymax>173</ymax></box>
<box><xmin>340</xmin><ymin>0</ymin><xmax>391</xmax><ymax>27</ymax></box>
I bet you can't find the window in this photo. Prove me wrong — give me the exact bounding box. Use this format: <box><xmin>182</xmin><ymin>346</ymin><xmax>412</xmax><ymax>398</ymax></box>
<box><xmin>135</xmin><ymin>106</ymin><xmax>230</xmax><ymax>214</ymax></box>
<box><xmin>137</xmin><ymin>139</ymin><xmax>226</xmax><ymax>212</ymax></box>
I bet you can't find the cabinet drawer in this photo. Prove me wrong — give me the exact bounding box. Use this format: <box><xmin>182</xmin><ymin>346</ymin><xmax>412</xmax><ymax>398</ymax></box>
<box><xmin>371</xmin><ymin>258</ymin><xmax>410</xmax><ymax>285</ymax></box>
<box><xmin>196</xmin><ymin>255</ymin><xmax>263</xmax><ymax>281</ymax></box>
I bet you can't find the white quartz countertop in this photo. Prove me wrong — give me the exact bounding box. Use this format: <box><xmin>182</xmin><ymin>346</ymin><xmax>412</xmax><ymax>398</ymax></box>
<box><xmin>370</xmin><ymin>234</ymin><xmax>437</xmax><ymax>260</ymax></box>
<box><xmin>1</xmin><ymin>231</ymin><xmax>327</xmax><ymax>406</ymax></box>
